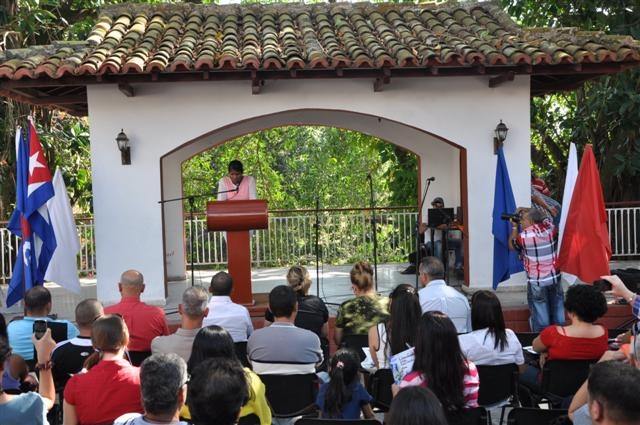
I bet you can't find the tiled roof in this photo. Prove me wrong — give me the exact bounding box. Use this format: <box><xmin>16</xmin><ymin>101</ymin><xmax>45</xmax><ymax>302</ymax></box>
<box><xmin>1</xmin><ymin>1</ymin><xmax>639</xmax><ymax>115</ymax></box>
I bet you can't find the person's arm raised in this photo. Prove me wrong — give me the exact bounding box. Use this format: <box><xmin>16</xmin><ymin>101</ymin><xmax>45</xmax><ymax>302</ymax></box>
<box><xmin>32</xmin><ymin>328</ymin><xmax>56</xmax><ymax>411</ymax></box>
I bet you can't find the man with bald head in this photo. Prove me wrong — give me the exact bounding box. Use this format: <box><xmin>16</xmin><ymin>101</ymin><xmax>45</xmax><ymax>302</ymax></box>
<box><xmin>51</xmin><ymin>298</ymin><xmax>104</xmax><ymax>392</ymax></box>
<box><xmin>105</xmin><ymin>269</ymin><xmax>169</xmax><ymax>365</ymax></box>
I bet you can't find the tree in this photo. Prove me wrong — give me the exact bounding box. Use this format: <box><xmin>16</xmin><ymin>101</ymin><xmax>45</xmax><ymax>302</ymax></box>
<box><xmin>502</xmin><ymin>0</ymin><xmax>640</xmax><ymax>201</ymax></box>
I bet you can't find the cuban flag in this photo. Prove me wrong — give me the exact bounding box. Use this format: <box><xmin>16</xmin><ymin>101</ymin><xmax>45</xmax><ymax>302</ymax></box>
<box><xmin>6</xmin><ymin>120</ymin><xmax>57</xmax><ymax>307</ymax></box>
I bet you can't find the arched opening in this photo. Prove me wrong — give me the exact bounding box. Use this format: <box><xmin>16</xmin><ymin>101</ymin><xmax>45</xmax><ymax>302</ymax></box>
<box><xmin>160</xmin><ymin>109</ymin><xmax>467</xmax><ymax>295</ymax></box>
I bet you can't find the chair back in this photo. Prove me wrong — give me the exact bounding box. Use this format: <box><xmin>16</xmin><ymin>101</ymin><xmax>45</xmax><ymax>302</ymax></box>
<box><xmin>515</xmin><ymin>332</ymin><xmax>538</xmax><ymax>347</ymax></box>
<box><xmin>296</xmin><ymin>419</ymin><xmax>382</xmax><ymax>425</ymax></box>
<box><xmin>541</xmin><ymin>359</ymin><xmax>597</xmax><ymax>398</ymax></box>
<box><xmin>507</xmin><ymin>407</ymin><xmax>569</xmax><ymax>425</ymax></box>
<box><xmin>235</xmin><ymin>341</ymin><xmax>250</xmax><ymax>368</ymax></box>
<box><xmin>259</xmin><ymin>373</ymin><xmax>318</xmax><ymax>417</ymax></box>
<box><xmin>238</xmin><ymin>413</ymin><xmax>261</xmax><ymax>425</ymax></box>
<box><xmin>367</xmin><ymin>368</ymin><xmax>394</xmax><ymax>411</ymax></box>
<box><xmin>340</xmin><ymin>334</ymin><xmax>369</xmax><ymax>361</ymax></box>
<box><xmin>445</xmin><ymin>407</ymin><xmax>488</xmax><ymax>425</ymax></box>
<box><xmin>477</xmin><ymin>363</ymin><xmax>519</xmax><ymax>406</ymax></box>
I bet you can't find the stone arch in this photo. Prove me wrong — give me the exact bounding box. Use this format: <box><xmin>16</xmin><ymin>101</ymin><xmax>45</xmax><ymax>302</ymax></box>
<box><xmin>160</xmin><ymin>109</ymin><xmax>467</xmax><ymax>286</ymax></box>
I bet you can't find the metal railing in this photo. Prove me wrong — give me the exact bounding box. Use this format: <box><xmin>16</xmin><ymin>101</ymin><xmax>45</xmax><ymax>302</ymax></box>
<box><xmin>1</xmin><ymin>206</ymin><xmax>639</xmax><ymax>281</ymax></box>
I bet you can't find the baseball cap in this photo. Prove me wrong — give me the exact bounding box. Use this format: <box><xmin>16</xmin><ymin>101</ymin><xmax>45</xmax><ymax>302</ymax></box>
<box><xmin>432</xmin><ymin>197</ymin><xmax>444</xmax><ymax>205</ymax></box>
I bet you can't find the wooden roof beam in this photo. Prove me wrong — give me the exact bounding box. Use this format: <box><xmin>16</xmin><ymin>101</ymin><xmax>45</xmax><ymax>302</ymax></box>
<box><xmin>118</xmin><ymin>82</ymin><xmax>134</xmax><ymax>97</ymax></box>
<box><xmin>489</xmin><ymin>71</ymin><xmax>515</xmax><ymax>88</ymax></box>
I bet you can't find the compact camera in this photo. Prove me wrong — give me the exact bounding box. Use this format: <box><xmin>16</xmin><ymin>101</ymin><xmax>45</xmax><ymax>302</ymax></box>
<box><xmin>500</xmin><ymin>212</ymin><xmax>521</xmax><ymax>223</ymax></box>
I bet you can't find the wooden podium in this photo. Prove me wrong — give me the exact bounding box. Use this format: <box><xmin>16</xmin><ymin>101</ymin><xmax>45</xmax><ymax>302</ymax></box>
<box><xmin>206</xmin><ymin>200</ymin><xmax>268</xmax><ymax>305</ymax></box>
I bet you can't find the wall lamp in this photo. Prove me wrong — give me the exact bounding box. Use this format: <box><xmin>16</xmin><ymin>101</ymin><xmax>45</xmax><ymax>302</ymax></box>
<box><xmin>493</xmin><ymin>120</ymin><xmax>508</xmax><ymax>154</ymax></box>
<box><xmin>115</xmin><ymin>129</ymin><xmax>131</xmax><ymax>165</ymax></box>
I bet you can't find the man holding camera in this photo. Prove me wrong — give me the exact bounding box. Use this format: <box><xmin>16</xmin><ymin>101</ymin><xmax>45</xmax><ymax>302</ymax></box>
<box><xmin>508</xmin><ymin>207</ymin><xmax>565</xmax><ymax>332</ymax></box>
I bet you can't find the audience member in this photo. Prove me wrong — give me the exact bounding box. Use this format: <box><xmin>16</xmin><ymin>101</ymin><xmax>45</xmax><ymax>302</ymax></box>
<box><xmin>603</xmin><ymin>274</ymin><xmax>640</xmax><ymax>315</ymax></box>
<box><xmin>569</xmin><ymin>355</ymin><xmax>640</xmax><ymax>425</ymax></box>
<box><xmin>0</xmin><ymin>328</ymin><xmax>56</xmax><ymax>425</ymax></box>
<box><xmin>105</xmin><ymin>270</ymin><xmax>169</xmax><ymax>365</ymax></box>
<box><xmin>63</xmin><ymin>314</ymin><xmax>143</xmax><ymax>425</ymax></box>
<box><xmin>184</xmin><ymin>325</ymin><xmax>271</xmax><ymax>425</ymax></box>
<box><xmin>2</xmin><ymin>352</ymin><xmax>34</xmax><ymax>393</ymax></box>
<box><xmin>388</xmin><ymin>386</ymin><xmax>447</xmax><ymax>425</ymax></box>
<box><xmin>7</xmin><ymin>286</ymin><xmax>79</xmax><ymax>362</ymax></box>
<box><xmin>334</xmin><ymin>261</ymin><xmax>389</xmax><ymax>346</ymax></box>
<box><xmin>113</xmin><ymin>353</ymin><xmax>189</xmax><ymax>425</ymax></box>
<box><xmin>202</xmin><ymin>272</ymin><xmax>253</xmax><ymax>343</ymax></box>
<box><xmin>248</xmin><ymin>285</ymin><xmax>322</xmax><ymax>374</ymax></box>
<box><xmin>396</xmin><ymin>311</ymin><xmax>479</xmax><ymax>411</ymax></box>
<box><xmin>369</xmin><ymin>284</ymin><xmax>421</xmax><ymax>369</ymax></box>
<box><xmin>316</xmin><ymin>348</ymin><xmax>375</xmax><ymax>419</ymax></box>
<box><xmin>152</xmin><ymin>286</ymin><xmax>208</xmax><ymax>362</ymax></box>
<box><xmin>265</xmin><ymin>266</ymin><xmax>329</xmax><ymax>371</ymax></box>
<box><xmin>51</xmin><ymin>298</ymin><xmax>103</xmax><ymax>392</ymax></box>
<box><xmin>521</xmin><ymin>283</ymin><xmax>608</xmax><ymax>389</ymax></box>
<box><xmin>187</xmin><ymin>357</ymin><xmax>249</xmax><ymax>425</ymax></box>
<box><xmin>458</xmin><ymin>290</ymin><xmax>524</xmax><ymax>370</ymax></box>
<box><xmin>417</xmin><ymin>257</ymin><xmax>471</xmax><ymax>333</ymax></box>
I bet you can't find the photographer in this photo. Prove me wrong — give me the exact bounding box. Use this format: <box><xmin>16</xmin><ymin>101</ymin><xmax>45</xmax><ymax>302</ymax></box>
<box><xmin>508</xmin><ymin>207</ymin><xmax>565</xmax><ymax>332</ymax></box>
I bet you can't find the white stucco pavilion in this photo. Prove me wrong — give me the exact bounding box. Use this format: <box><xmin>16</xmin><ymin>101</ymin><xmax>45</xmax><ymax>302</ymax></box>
<box><xmin>1</xmin><ymin>2</ymin><xmax>638</xmax><ymax>306</ymax></box>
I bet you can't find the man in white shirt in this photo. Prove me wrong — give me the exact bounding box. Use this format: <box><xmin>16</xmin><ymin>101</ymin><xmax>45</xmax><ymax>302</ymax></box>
<box><xmin>202</xmin><ymin>272</ymin><xmax>253</xmax><ymax>342</ymax></box>
<box><xmin>418</xmin><ymin>256</ymin><xmax>471</xmax><ymax>333</ymax></box>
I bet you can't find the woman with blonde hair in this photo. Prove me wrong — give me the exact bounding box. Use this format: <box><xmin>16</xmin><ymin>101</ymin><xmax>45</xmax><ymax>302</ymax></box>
<box><xmin>265</xmin><ymin>265</ymin><xmax>330</xmax><ymax>370</ymax></box>
<box><xmin>334</xmin><ymin>261</ymin><xmax>389</xmax><ymax>346</ymax></box>
<box><xmin>63</xmin><ymin>314</ymin><xmax>142</xmax><ymax>425</ymax></box>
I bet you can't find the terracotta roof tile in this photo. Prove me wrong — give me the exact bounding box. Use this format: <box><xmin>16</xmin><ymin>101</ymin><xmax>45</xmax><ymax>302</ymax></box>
<box><xmin>1</xmin><ymin>1</ymin><xmax>640</xmax><ymax>114</ymax></box>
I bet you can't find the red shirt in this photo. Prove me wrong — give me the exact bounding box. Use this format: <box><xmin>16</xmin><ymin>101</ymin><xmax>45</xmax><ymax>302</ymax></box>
<box><xmin>105</xmin><ymin>297</ymin><xmax>169</xmax><ymax>351</ymax></box>
<box><xmin>64</xmin><ymin>358</ymin><xmax>142</xmax><ymax>424</ymax></box>
<box><xmin>540</xmin><ymin>325</ymin><xmax>608</xmax><ymax>361</ymax></box>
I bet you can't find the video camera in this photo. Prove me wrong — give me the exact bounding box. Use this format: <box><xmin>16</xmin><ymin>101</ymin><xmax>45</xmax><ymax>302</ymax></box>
<box><xmin>500</xmin><ymin>212</ymin><xmax>521</xmax><ymax>223</ymax></box>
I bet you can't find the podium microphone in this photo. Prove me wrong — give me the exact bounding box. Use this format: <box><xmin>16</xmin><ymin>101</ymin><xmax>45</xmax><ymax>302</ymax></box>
<box><xmin>427</xmin><ymin>177</ymin><xmax>436</xmax><ymax>182</ymax></box>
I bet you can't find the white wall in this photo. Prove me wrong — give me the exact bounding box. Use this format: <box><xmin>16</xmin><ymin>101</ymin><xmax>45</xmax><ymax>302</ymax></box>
<box><xmin>88</xmin><ymin>75</ymin><xmax>530</xmax><ymax>305</ymax></box>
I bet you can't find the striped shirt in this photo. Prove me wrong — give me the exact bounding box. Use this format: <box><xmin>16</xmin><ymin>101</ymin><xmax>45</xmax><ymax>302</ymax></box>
<box><xmin>515</xmin><ymin>218</ymin><xmax>559</xmax><ymax>287</ymax></box>
<box><xmin>398</xmin><ymin>360</ymin><xmax>479</xmax><ymax>408</ymax></box>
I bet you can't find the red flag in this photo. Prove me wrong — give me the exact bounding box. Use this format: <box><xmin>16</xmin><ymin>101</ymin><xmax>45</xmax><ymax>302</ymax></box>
<box><xmin>558</xmin><ymin>145</ymin><xmax>611</xmax><ymax>283</ymax></box>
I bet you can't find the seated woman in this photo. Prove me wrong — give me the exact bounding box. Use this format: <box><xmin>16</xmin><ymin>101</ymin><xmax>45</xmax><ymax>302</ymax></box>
<box><xmin>521</xmin><ymin>284</ymin><xmax>609</xmax><ymax>389</ymax></box>
<box><xmin>458</xmin><ymin>290</ymin><xmax>524</xmax><ymax>371</ymax></box>
<box><xmin>369</xmin><ymin>284</ymin><xmax>421</xmax><ymax>369</ymax></box>
<box><xmin>64</xmin><ymin>314</ymin><xmax>143</xmax><ymax>425</ymax></box>
<box><xmin>334</xmin><ymin>261</ymin><xmax>389</xmax><ymax>347</ymax></box>
<box><xmin>182</xmin><ymin>325</ymin><xmax>271</xmax><ymax>425</ymax></box>
<box><xmin>264</xmin><ymin>265</ymin><xmax>329</xmax><ymax>370</ymax></box>
<box><xmin>1</xmin><ymin>329</ymin><xmax>56</xmax><ymax>425</ymax></box>
<box><xmin>395</xmin><ymin>311</ymin><xmax>479</xmax><ymax>412</ymax></box>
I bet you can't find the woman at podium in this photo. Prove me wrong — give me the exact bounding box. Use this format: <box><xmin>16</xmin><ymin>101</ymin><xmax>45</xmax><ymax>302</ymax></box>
<box><xmin>217</xmin><ymin>160</ymin><xmax>257</xmax><ymax>201</ymax></box>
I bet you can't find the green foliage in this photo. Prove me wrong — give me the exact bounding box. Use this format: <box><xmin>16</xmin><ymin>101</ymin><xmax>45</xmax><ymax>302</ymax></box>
<box><xmin>182</xmin><ymin>126</ymin><xmax>418</xmax><ymax>212</ymax></box>
<box><xmin>502</xmin><ymin>0</ymin><xmax>640</xmax><ymax>201</ymax></box>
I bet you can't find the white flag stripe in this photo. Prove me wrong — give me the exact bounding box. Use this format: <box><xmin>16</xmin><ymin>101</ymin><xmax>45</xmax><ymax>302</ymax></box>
<box><xmin>45</xmin><ymin>168</ymin><xmax>81</xmax><ymax>293</ymax></box>
<box><xmin>559</xmin><ymin>143</ymin><xmax>578</xmax><ymax>285</ymax></box>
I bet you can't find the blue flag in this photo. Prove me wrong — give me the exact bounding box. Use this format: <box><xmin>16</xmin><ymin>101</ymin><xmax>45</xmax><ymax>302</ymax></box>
<box><xmin>6</xmin><ymin>122</ymin><xmax>57</xmax><ymax>307</ymax></box>
<box><xmin>492</xmin><ymin>146</ymin><xmax>523</xmax><ymax>289</ymax></box>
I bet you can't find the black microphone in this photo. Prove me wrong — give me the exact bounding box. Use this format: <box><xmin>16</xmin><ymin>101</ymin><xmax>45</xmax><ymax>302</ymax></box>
<box><xmin>426</xmin><ymin>177</ymin><xmax>436</xmax><ymax>182</ymax></box>
<box><xmin>235</xmin><ymin>184</ymin><xmax>240</xmax><ymax>192</ymax></box>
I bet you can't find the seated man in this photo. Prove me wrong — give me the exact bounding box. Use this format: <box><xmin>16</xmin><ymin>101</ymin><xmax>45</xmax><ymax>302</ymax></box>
<box><xmin>187</xmin><ymin>357</ymin><xmax>249</xmax><ymax>425</ymax></box>
<box><xmin>247</xmin><ymin>285</ymin><xmax>323</xmax><ymax>375</ymax></box>
<box><xmin>203</xmin><ymin>272</ymin><xmax>253</xmax><ymax>343</ymax></box>
<box><xmin>7</xmin><ymin>286</ymin><xmax>79</xmax><ymax>364</ymax></box>
<box><xmin>402</xmin><ymin>197</ymin><xmax>463</xmax><ymax>275</ymax></box>
<box><xmin>51</xmin><ymin>299</ymin><xmax>103</xmax><ymax>392</ymax></box>
<box><xmin>151</xmin><ymin>286</ymin><xmax>209</xmax><ymax>362</ymax></box>
<box><xmin>418</xmin><ymin>256</ymin><xmax>471</xmax><ymax>333</ymax></box>
<box><xmin>113</xmin><ymin>353</ymin><xmax>189</xmax><ymax>425</ymax></box>
<box><xmin>105</xmin><ymin>270</ymin><xmax>169</xmax><ymax>365</ymax></box>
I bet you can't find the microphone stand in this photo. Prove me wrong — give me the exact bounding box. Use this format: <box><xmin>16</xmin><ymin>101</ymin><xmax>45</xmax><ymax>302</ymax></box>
<box><xmin>315</xmin><ymin>196</ymin><xmax>321</xmax><ymax>297</ymax></box>
<box><xmin>158</xmin><ymin>187</ymin><xmax>238</xmax><ymax>286</ymax></box>
<box><xmin>416</xmin><ymin>179</ymin><xmax>432</xmax><ymax>290</ymax></box>
<box><xmin>367</xmin><ymin>174</ymin><xmax>378</xmax><ymax>291</ymax></box>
